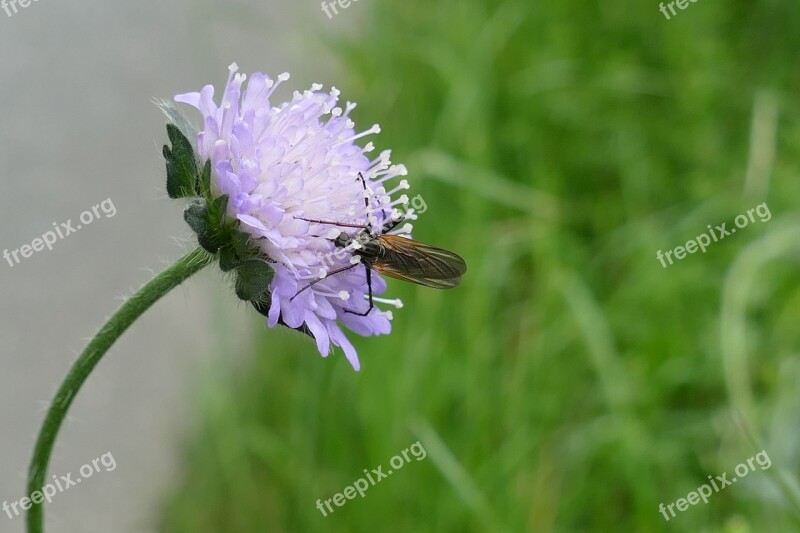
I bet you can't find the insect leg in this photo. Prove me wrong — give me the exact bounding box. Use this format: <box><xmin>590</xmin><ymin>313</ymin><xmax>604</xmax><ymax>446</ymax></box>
<box><xmin>382</xmin><ymin>211</ymin><xmax>407</xmax><ymax>233</ymax></box>
<box><xmin>295</xmin><ymin>217</ymin><xmax>365</xmax><ymax>229</ymax></box>
<box><xmin>357</xmin><ymin>172</ymin><xmax>370</xmax><ymax>211</ymax></box>
<box><xmin>290</xmin><ymin>262</ymin><xmax>360</xmax><ymax>301</ymax></box>
<box><xmin>356</xmin><ymin>172</ymin><xmax>379</xmax><ymax>234</ymax></box>
<box><xmin>344</xmin><ymin>263</ymin><xmax>375</xmax><ymax>316</ymax></box>
<box><xmin>359</xmin><ymin>171</ymin><xmax>396</xmax><ymax>236</ymax></box>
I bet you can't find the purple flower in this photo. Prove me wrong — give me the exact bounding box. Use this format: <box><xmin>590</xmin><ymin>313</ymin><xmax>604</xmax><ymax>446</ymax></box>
<box><xmin>174</xmin><ymin>64</ymin><xmax>413</xmax><ymax>370</ymax></box>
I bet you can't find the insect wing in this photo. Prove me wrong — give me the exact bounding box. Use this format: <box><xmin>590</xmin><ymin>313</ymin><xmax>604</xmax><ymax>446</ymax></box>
<box><xmin>373</xmin><ymin>235</ymin><xmax>466</xmax><ymax>289</ymax></box>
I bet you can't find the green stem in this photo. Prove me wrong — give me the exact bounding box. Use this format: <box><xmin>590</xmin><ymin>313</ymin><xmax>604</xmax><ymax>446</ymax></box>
<box><xmin>26</xmin><ymin>247</ymin><xmax>213</xmax><ymax>533</ymax></box>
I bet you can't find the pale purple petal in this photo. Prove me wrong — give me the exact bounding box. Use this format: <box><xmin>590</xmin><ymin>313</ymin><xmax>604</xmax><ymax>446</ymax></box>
<box><xmin>174</xmin><ymin>65</ymin><xmax>414</xmax><ymax>370</ymax></box>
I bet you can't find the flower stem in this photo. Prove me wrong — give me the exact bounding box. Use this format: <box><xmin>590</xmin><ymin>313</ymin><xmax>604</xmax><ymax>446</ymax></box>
<box><xmin>26</xmin><ymin>247</ymin><xmax>213</xmax><ymax>533</ymax></box>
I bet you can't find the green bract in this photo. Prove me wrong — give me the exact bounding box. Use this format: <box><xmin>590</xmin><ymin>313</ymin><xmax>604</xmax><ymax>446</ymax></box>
<box><xmin>160</xmin><ymin>114</ymin><xmax>275</xmax><ymax>309</ymax></box>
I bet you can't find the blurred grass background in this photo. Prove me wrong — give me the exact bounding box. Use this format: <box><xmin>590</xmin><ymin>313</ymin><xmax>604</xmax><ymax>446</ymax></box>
<box><xmin>160</xmin><ymin>0</ymin><xmax>800</xmax><ymax>531</ymax></box>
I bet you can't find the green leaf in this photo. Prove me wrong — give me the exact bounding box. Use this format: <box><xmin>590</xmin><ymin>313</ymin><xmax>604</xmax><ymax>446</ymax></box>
<box><xmin>231</xmin><ymin>229</ymin><xmax>254</xmax><ymax>258</ymax></box>
<box><xmin>234</xmin><ymin>259</ymin><xmax>275</xmax><ymax>301</ymax></box>
<box><xmin>207</xmin><ymin>195</ymin><xmax>229</xmax><ymax>225</ymax></box>
<box><xmin>218</xmin><ymin>245</ymin><xmax>239</xmax><ymax>272</ymax></box>
<box><xmin>154</xmin><ymin>98</ymin><xmax>197</xmax><ymax>142</ymax></box>
<box><xmin>198</xmin><ymin>160</ymin><xmax>212</xmax><ymax>198</ymax></box>
<box><xmin>165</xmin><ymin>124</ymin><xmax>199</xmax><ymax>199</ymax></box>
<box><xmin>183</xmin><ymin>200</ymin><xmax>220</xmax><ymax>254</ymax></box>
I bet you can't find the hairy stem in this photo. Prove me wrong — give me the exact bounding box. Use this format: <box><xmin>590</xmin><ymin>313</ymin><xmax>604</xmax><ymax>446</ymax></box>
<box><xmin>26</xmin><ymin>247</ymin><xmax>213</xmax><ymax>533</ymax></box>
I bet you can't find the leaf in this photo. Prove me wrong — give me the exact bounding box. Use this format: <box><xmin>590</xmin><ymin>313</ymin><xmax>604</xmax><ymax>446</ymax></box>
<box><xmin>154</xmin><ymin>98</ymin><xmax>197</xmax><ymax>142</ymax></box>
<box><xmin>198</xmin><ymin>160</ymin><xmax>212</xmax><ymax>198</ymax></box>
<box><xmin>164</xmin><ymin>124</ymin><xmax>199</xmax><ymax>199</ymax></box>
<box><xmin>183</xmin><ymin>200</ymin><xmax>219</xmax><ymax>254</ymax></box>
<box><xmin>234</xmin><ymin>259</ymin><xmax>275</xmax><ymax>301</ymax></box>
<box><xmin>218</xmin><ymin>245</ymin><xmax>239</xmax><ymax>272</ymax></box>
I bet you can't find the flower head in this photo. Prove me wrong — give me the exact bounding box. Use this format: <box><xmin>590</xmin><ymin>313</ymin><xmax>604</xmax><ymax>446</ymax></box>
<box><xmin>173</xmin><ymin>63</ymin><xmax>413</xmax><ymax>370</ymax></box>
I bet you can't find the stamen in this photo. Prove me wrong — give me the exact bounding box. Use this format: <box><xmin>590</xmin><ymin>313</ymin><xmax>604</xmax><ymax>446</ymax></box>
<box><xmin>386</xmin><ymin>180</ymin><xmax>410</xmax><ymax>196</ymax></box>
<box><xmin>265</xmin><ymin>72</ymin><xmax>290</xmax><ymax>100</ymax></box>
<box><xmin>369</xmin><ymin>296</ymin><xmax>404</xmax><ymax>309</ymax></box>
<box><xmin>390</xmin><ymin>194</ymin><xmax>409</xmax><ymax>206</ymax></box>
<box><xmin>335</xmin><ymin>124</ymin><xmax>381</xmax><ymax>147</ymax></box>
<box><xmin>389</xmin><ymin>223</ymin><xmax>413</xmax><ymax>235</ymax></box>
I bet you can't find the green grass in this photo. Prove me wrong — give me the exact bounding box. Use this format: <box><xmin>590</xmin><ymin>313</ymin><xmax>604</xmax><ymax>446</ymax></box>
<box><xmin>160</xmin><ymin>0</ymin><xmax>800</xmax><ymax>531</ymax></box>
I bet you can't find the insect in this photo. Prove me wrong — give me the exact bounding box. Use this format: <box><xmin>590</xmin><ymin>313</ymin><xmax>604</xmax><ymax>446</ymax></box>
<box><xmin>292</xmin><ymin>174</ymin><xmax>467</xmax><ymax>316</ymax></box>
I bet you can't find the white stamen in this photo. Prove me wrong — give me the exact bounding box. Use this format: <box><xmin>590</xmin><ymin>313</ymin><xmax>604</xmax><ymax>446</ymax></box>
<box><xmin>391</xmin><ymin>195</ymin><xmax>409</xmax><ymax>206</ymax></box>
<box><xmin>338</xmin><ymin>291</ymin><xmax>351</xmax><ymax>301</ymax></box>
<box><xmin>391</xmin><ymin>223</ymin><xmax>413</xmax><ymax>234</ymax></box>
<box><xmin>335</xmin><ymin>124</ymin><xmax>380</xmax><ymax>147</ymax></box>
<box><xmin>317</xmin><ymin>268</ymin><xmax>328</xmax><ymax>279</ymax></box>
<box><xmin>386</xmin><ymin>180</ymin><xmax>410</xmax><ymax>196</ymax></box>
<box><xmin>370</xmin><ymin>296</ymin><xmax>404</xmax><ymax>309</ymax></box>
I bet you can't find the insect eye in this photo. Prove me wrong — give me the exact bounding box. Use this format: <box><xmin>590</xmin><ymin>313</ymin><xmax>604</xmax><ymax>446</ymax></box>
<box><xmin>334</xmin><ymin>233</ymin><xmax>350</xmax><ymax>247</ymax></box>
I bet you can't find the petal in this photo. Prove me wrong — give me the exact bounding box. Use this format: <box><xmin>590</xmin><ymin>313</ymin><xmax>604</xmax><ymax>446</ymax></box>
<box><xmin>328</xmin><ymin>325</ymin><xmax>360</xmax><ymax>371</ymax></box>
<box><xmin>304</xmin><ymin>313</ymin><xmax>331</xmax><ymax>357</ymax></box>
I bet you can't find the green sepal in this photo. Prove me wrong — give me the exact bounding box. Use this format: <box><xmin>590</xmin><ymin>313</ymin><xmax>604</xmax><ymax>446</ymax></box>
<box><xmin>164</xmin><ymin>124</ymin><xmax>199</xmax><ymax>199</ymax></box>
<box><xmin>234</xmin><ymin>259</ymin><xmax>275</xmax><ymax>301</ymax></box>
<box><xmin>218</xmin><ymin>245</ymin><xmax>239</xmax><ymax>273</ymax></box>
<box><xmin>154</xmin><ymin>98</ymin><xmax>198</xmax><ymax>143</ymax></box>
<box><xmin>198</xmin><ymin>160</ymin><xmax>212</xmax><ymax>198</ymax></box>
<box><xmin>183</xmin><ymin>200</ymin><xmax>215</xmax><ymax>253</ymax></box>
<box><xmin>231</xmin><ymin>229</ymin><xmax>254</xmax><ymax>258</ymax></box>
<box><xmin>206</xmin><ymin>195</ymin><xmax>229</xmax><ymax>228</ymax></box>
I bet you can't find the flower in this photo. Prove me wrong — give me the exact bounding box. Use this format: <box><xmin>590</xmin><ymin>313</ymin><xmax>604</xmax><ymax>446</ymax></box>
<box><xmin>174</xmin><ymin>63</ymin><xmax>413</xmax><ymax>370</ymax></box>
